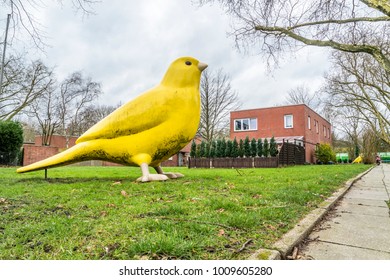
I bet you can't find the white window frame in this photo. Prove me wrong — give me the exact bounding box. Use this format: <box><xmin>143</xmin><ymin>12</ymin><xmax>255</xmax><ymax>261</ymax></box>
<box><xmin>308</xmin><ymin>116</ymin><xmax>311</xmax><ymax>130</ymax></box>
<box><xmin>234</xmin><ymin>118</ymin><xmax>258</xmax><ymax>131</ymax></box>
<box><xmin>284</xmin><ymin>114</ymin><xmax>293</xmax><ymax>128</ymax></box>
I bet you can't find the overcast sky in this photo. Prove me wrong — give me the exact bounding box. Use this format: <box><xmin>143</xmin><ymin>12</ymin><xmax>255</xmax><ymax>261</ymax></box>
<box><xmin>3</xmin><ymin>0</ymin><xmax>332</xmax><ymax>110</ymax></box>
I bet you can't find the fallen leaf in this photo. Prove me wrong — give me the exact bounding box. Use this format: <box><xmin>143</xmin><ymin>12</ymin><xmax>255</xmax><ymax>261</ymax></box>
<box><xmin>112</xmin><ymin>181</ymin><xmax>122</xmax><ymax>185</ymax></box>
<box><xmin>205</xmin><ymin>246</ymin><xmax>216</xmax><ymax>252</ymax></box>
<box><xmin>120</xmin><ymin>190</ymin><xmax>128</xmax><ymax>197</ymax></box>
<box><xmin>106</xmin><ymin>203</ymin><xmax>116</xmax><ymax>208</ymax></box>
<box><xmin>266</xmin><ymin>224</ymin><xmax>277</xmax><ymax>231</ymax></box>
<box><xmin>100</xmin><ymin>211</ymin><xmax>107</xmax><ymax>217</ymax></box>
<box><xmin>104</xmin><ymin>243</ymin><xmax>119</xmax><ymax>254</ymax></box>
<box><xmin>217</xmin><ymin>229</ymin><xmax>225</xmax><ymax>236</ymax></box>
<box><xmin>217</xmin><ymin>208</ymin><xmax>225</xmax><ymax>213</ymax></box>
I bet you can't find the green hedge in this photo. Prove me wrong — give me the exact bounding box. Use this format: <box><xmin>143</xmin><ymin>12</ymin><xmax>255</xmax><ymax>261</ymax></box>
<box><xmin>0</xmin><ymin>121</ymin><xmax>24</xmax><ymax>165</ymax></box>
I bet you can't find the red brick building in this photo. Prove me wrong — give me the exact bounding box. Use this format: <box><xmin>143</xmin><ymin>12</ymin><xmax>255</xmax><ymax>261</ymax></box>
<box><xmin>160</xmin><ymin>141</ymin><xmax>193</xmax><ymax>167</ymax></box>
<box><xmin>230</xmin><ymin>104</ymin><xmax>332</xmax><ymax>163</ymax></box>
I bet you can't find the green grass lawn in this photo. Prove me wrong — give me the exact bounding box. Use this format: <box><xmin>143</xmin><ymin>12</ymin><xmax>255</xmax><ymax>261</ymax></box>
<box><xmin>0</xmin><ymin>164</ymin><xmax>370</xmax><ymax>260</ymax></box>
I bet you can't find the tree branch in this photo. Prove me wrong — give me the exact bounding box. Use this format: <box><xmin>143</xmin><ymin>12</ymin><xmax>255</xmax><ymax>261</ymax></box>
<box><xmin>254</xmin><ymin>24</ymin><xmax>390</xmax><ymax>73</ymax></box>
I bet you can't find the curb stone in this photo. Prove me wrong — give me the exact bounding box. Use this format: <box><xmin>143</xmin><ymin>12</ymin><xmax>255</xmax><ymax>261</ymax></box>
<box><xmin>248</xmin><ymin>167</ymin><xmax>374</xmax><ymax>260</ymax></box>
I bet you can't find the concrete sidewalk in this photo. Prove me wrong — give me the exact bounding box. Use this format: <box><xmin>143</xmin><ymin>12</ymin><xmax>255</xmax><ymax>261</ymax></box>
<box><xmin>300</xmin><ymin>164</ymin><xmax>390</xmax><ymax>260</ymax></box>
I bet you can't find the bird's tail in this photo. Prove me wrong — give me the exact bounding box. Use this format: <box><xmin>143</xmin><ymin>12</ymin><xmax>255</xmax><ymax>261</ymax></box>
<box><xmin>17</xmin><ymin>142</ymin><xmax>92</xmax><ymax>173</ymax></box>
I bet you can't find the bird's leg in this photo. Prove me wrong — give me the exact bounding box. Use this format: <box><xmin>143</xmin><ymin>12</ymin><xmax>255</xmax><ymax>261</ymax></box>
<box><xmin>136</xmin><ymin>163</ymin><xmax>169</xmax><ymax>182</ymax></box>
<box><xmin>154</xmin><ymin>165</ymin><xmax>184</xmax><ymax>179</ymax></box>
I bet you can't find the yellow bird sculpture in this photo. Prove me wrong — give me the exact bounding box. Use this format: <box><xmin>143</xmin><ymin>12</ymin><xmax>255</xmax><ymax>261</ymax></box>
<box><xmin>17</xmin><ymin>57</ymin><xmax>207</xmax><ymax>182</ymax></box>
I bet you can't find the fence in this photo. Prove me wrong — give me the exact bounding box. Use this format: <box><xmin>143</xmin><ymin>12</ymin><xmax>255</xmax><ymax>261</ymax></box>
<box><xmin>188</xmin><ymin>157</ymin><xmax>279</xmax><ymax>168</ymax></box>
<box><xmin>188</xmin><ymin>140</ymin><xmax>305</xmax><ymax>168</ymax></box>
<box><xmin>278</xmin><ymin>140</ymin><xmax>306</xmax><ymax>166</ymax></box>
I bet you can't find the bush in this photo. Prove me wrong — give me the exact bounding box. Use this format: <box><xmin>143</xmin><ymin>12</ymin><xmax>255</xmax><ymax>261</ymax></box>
<box><xmin>250</xmin><ymin>138</ymin><xmax>257</xmax><ymax>157</ymax></box>
<box><xmin>199</xmin><ymin>141</ymin><xmax>207</xmax><ymax>157</ymax></box>
<box><xmin>257</xmin><ymin>138</ymin><xmax>263</xmax><ymax>157</ymax></box>
<box><xmin>190</xmin><ymin>140</ymin><xmax>197</xmax><ymax>157</ymax></box>
<box><xmin>244</xmin><ymin>136</ymin><xmax>251</xmax><ymax>157</ymax></box>
<box><xmin>263</xmin><ymin>138</ymin><xmax>269</xmax><ymax>157</ymax></box>
<box><xmin>209</xmin><ymin>140</ymin><xmax>217</xmax><ymax>158</ymax></box>
<box><xmin>238</xmin><ymin>139</ymin><xmax>244</xmax><ymax>158</ymax></box>
<box><xmin>269</xmin><ymin>136</ymin><xmax>278</xmax><ymax>157</ymax></box>
<box><xmin>232</xmin><ymin>138</ymin><xmax>239</xmax><ymax>158</ymax></box>
<box><xmin>0</xmin><ymin>121</ymin><xmax>24</xmax><ymax>165</ymax></box>
<box><xmin>225</xmin><ymin>140</ymin><xmax>233</xmax><ymax>157</ymax></box>
<box><xmin>220</xmin><ymin>138</ymin><xmax>227</xmax><ymax>157</ymax></box>
<box><xmin>315</xmin><ymin>143</ymin><xmax>336</xmax><ymax>164</ymax></box>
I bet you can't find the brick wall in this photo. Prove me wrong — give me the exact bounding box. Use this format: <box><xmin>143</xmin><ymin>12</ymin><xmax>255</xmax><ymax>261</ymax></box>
<box><xmin>22</xmin><ymin>145</ymin><xmax>60</xmax><ymax>166</ymax></box>
<box><xmin>34</xmin><ymin>135</ymin><xmax>78</xmax><ymax>147</ymax></box>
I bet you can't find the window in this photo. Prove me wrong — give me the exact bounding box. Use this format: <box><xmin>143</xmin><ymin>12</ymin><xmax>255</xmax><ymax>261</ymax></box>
<box><xmin>284</xmin><ymin>114</ymin><xmax>293</xmax><ymax>128</ymax></box>
<box><xmin>315</xmin><ymin>120</ymin><xmax>319</xmax><ymax>133</ymax></box>
<box><xmin>328</xmin><ymin>128</ymin><xmax>331</xmax><ymax>139</ymax></box>
<box><xmin>323</xmin><ymin>126</ymin><xmax>327</xmax><ymax>137</ymax></box>
<box><xmin>308</xmin><ymin>116</ymin><xmax>311</xmax><ymax>130</ymax></box>
<box><xmin>234</xmin><ymin>118</ymin><xmax>257</xmax><ymax>131</ymax></box>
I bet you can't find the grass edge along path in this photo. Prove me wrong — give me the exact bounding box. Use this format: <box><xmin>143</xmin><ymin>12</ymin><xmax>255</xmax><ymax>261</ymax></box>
<box><xmin>0</xmin><ymin>164</ymin><xmax>371</xmax><ymax>260</ymax></box>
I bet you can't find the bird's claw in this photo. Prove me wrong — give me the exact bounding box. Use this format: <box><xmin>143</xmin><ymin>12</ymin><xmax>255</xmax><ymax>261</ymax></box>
<box><xmin>136</xmin><ymin>174</ymin><xmax>169</xmax><ymax>183</ymax></box>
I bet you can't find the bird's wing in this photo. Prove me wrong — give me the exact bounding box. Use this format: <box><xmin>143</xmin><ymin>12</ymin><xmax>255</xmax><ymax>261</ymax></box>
<box><xmin>76</xmin><ymin>86</ymin><xmax>173</xmax><ymax>143</ymax></box>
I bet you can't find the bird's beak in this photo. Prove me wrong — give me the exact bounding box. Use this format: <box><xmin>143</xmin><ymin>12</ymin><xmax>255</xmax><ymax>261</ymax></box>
<box><xmin>198</xmin><ymin>62</ymin><xmax>208</xmax><ymax>72</ymax></box>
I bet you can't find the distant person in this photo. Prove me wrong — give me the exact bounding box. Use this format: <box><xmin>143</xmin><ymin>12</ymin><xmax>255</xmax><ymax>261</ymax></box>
<box><xmin>376</xmin><ymin>155</ymin><xmax>381</xmax><ymax>165</ymax></box>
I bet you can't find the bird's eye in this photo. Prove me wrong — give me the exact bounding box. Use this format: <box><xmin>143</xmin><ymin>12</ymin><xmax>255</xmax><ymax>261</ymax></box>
<box><xmin>185</xmin><ymin>61</ymin><xmax>192</xmax><ymax>66</ymax></box>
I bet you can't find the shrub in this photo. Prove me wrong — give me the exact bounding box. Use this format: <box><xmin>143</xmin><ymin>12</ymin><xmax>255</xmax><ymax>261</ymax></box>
<box><xmin>269</xmin><ymin>136</ymin><xmax>278</xmax><ymax>157</ymax></box>
<box><xmin>315</xmin><ymin>143</ymin><xmax>336</xmax><ymax>164</ymax></box>
<box><xmin>209</xmin><ymin>141</ymin><xmax>217</xmax><ymax>158</ymax></box>
<box><xmin>215</xmin><ymin>139</ymin><xmax>224</xmax><ymax>158</ymax></box>
<box><xmin>190</xmin><ymin>140</ymin><xmax>197</xmax><ymax>157</ymax></box>
<box><xmin>232</xmin><ymin>138</ymin><xmax>239</xmax><ymax>158</ymax></box>
<box><xmin>199</xmin><ymin>141</ymin><xmax>207</xmax><ymax>157</ymax></box>
<box><xmin>257</xmin><ymin>138</ymin><xmax>263</xmax><ymax>157</ymax></box>
<box><xmin>225</xmin><ymin>140</ymin><xmax>233</xmax><ymax>157</ymax></box>
<box><xmin>263</xmin><ymin>138</ymin><xmax>269</xmax><ymax>157</ymax></box>
<box><xmin>238</xmin><ymin>139</ymin><xmax>244</xmax><ymax>158</ymax></box>
<box><xmin>244</xmin><ymin>136</ymin><xmax>251</xmax><ymax>157</ymax></box>
<box><xmin>220</xmin><ymin>138</ymin><xmax>227</xmax><ymax>157</ymax></box>
<box><xmin>250</xmin><ymin>138</ymin><xmax>257</xmax><ymax>157</ymax></box>
<box><xmin>0</xmin><ymin>121</ymin><xmax>24</xmax><ymax>165</ymax></box>
<box><xmin>205</xmin><ymin>142</ymin><xmax>211</xmax><ymax>157</ymax></box>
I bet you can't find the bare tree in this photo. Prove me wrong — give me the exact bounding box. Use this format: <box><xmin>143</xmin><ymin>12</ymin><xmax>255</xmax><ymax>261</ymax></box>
<box><xmin>198</xmin><ymin>68</ymin><xmax>241</xmax><ymax>143</ymax></box>
<box><xmin>57</xmin><ymin>72</ymin><xmax>102</xmax><ymax>147</ymax></box>
<box><xmin>1</xmin><ymin>0</ymin><xmax>99</xmax><ymax>50</ymax></box>
<box><xmin>0</xmin><ymin>55</ymin><xmax>54</xmax><ymax>120</ymax></box>
<box><xmin>325</xmin><ymin>101</ymin><xmax>364</xmax><ymax>159</ymax></box>
<box><xmin>29</xmin><ymin>71</ymin><xmax>102</xmax><ymax>146</ymax></box>
<box><xmin>323</xmin><ymin>51</ymin><xmax>390</xmax><ymax>145</ymax></box>
<box><xmin>285</xmin><ymin>84</ymin><xmax>321</xmax><ymax>110</ymax></box>
<box><xmin>28</xmin><ymin>84</ymin><xmax>61</xmax><ymax>146</ymax></box>
<box><xmin>198</xmin><ymin>0</ymin><xmax>390</xmax><ymax>73</ymax></box>
<box><xmin>69</xmin><ymin>103</ymin><xmax>117</xmax><ymax>136</ymax></box>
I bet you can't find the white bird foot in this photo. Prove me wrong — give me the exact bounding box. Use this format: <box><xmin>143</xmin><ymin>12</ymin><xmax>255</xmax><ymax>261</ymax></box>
<box><xmin>137</xmin><ymin>163</ymin><xmax>169</xmax><ymax>182</ymax></box>
<box><xmin>136</xmin><ymin>174</ymin><xmax>169</xmax><ymax>182</ymax></box>
<box><xmin>154</xmin><ymin>166</ymin><xmax>184</xmax><ymax>179</ymax></box>
<box><xmin>162</xmin><ymin>172</ymin><xmax>184</xmax><ymax>179</ymax></box>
